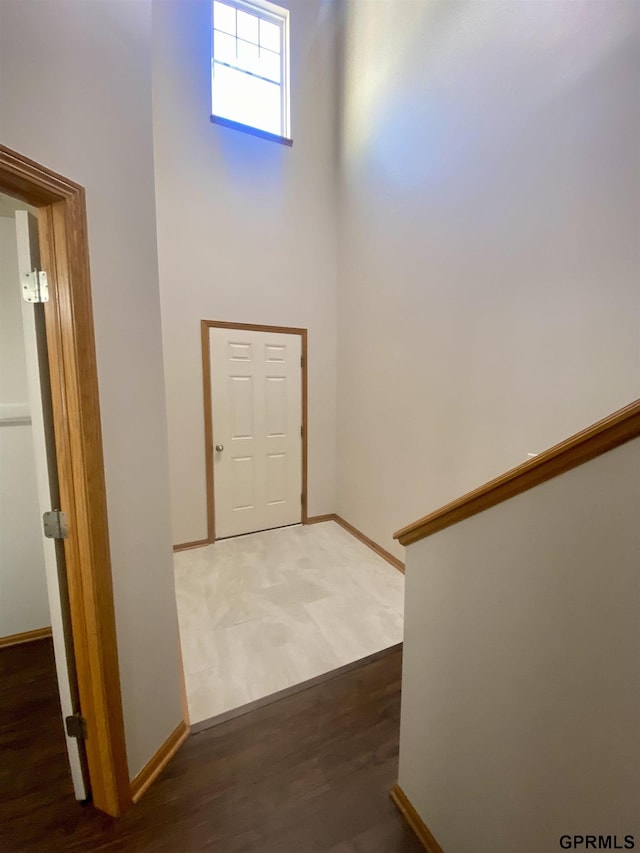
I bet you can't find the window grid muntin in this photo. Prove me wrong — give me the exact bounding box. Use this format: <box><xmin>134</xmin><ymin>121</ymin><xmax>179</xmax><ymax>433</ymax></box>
<box><xmin>213</xmin><ymin>5</ymin><xmax>282</xmax><ymax>56</ymax></box>
<box><xmin>213</xmin><ymin>36</ymin><xmax>281</xmax><ymax>86</ymax></box>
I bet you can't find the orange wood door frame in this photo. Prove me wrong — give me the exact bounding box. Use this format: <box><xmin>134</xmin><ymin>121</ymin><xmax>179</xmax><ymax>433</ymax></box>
<box><xmin>0</xmin><ymin>145</ymin><xmax>130</xmax><ymax>816</ymax></box>
<box><xmin>201</xmin><ymin>319</ymin><xmax>308</xmax><ymax>542</ymax></box>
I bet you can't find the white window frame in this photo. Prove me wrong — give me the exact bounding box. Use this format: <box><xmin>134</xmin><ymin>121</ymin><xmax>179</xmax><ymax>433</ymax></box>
<box><xmin>211</xmin><ymin>0</ymin><xmax>292</xmax><ymax>144</ymax></box>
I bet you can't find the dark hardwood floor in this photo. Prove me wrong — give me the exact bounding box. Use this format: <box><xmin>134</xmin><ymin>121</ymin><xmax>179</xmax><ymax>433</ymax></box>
<box><xmin>0</xmin><ymin>639</ymin><xmax>421</xmax><ymax>852</ymax></box>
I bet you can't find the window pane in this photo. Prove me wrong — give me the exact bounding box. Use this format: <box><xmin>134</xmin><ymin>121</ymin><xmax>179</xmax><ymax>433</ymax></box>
<box><xmin>214</xmin><ymin>30</ymin><xmax>238</xmax><ymax>67</ymax></box>
<box><xmin>213</xmin><ymin>63</ymin><xmax>282</xmax><ymax>136</ymax></box>
<box><xmin>213</xmin><ymin>1</ymin><xmax>236</xmax><ymax>36</ymax></box>
<box><xmin>259</xmin><ymin>18</ymin><xmax>280</xmax><ymax>53</ymax></box>
<box><xmin>237</xmin><ymin>9</ymin><xmax>259</xmax><ymax>45</ymax></box>
<box><xmin>259</xmin><ymin>50</ymin><xmax>281</xmax><ymax>84</ymax></box>
<box><xmin>237</xmin><ymin>39</ymin><xmax>259</xmax><ymax>68</ymax></box>
<box><xmin>231</xmin><ymin>37</ymin><xmax>280</xmax><ymax>82</ymax></box>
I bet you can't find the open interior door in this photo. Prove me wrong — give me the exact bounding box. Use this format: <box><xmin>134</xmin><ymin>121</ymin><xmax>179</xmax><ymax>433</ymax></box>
<box><xmin>15</xmin><ymin>210</ymin><xmax>89</xmax><ymax>801</ymax></box>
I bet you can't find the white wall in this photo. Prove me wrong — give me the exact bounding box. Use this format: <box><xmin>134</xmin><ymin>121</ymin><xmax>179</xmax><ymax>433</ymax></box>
<box><xmin>0</xmin><ymin>0</ymin><xmax>183</xmax><ymax>778</ymax></box>
<box><xmin>336</xmin><ymin>0</ymin><xmax>640</xmax><ymax>560</ymax></box>
<box><xmin>152</xmin><ymin>0</ymin><xmax>339</xmax><ymax>545</ymax></box>
<box><xmin>0</xmin><ymin>214</ymin><xmax>50</xmax><ymax>638</ymax></box>
<box><xmin>399</xmin><ymin>438</ymin><xmax>640</xmax><ymax>852</ymax></box>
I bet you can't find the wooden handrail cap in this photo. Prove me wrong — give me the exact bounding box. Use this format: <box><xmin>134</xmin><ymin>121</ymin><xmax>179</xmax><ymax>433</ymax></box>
<box><xmin>394</xmin><ymin>399</ymin><xmax>640</xmax><ymax>547</ymax></box>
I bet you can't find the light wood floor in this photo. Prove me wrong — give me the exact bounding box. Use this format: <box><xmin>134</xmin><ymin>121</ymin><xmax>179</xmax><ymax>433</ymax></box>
<box><xmin>174</xmin><ymin>521</ymin><xmax>405</xmax><ymax>726</ymax></box>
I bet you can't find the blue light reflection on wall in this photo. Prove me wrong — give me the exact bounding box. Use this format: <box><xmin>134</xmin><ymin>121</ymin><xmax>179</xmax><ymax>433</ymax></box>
<box><xmin>364</xmin><ymin>90</ymin><xmax>457</xmax><ymax>194</ymax></box>
<box><xmin>340</xmin><ymin>0</ymin><xmax>631</xmax><ymax>199</ymax></box>
<box><xmin>212</xmin><ymin>119</ymin><xmax>288</xmax><ymax>205</ymax></box>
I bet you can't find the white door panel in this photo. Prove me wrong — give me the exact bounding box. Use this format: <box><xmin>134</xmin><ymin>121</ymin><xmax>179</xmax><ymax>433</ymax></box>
<box><xmin>15</xmin><ymin>211</ymin><xmax>88</xmax><ymax>801</ymax></box>
<box><xmin>211</xmin><ymin>328</ymin><xmax>302</xmax><ymax>538</ymax></box>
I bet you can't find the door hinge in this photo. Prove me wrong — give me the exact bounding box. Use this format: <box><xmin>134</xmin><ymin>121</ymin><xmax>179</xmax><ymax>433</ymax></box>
<box><xmin>21</xmin><ymin>269</ymin><xmax>49</xmax><ymax>304</ymax></box>
<box><xmin>43</xmin><ymin>509</ymin><xmax>68</xmax><ymax>540</ymax></box>
<box><xmin>300</xmin><ymin>355</ymin><xmax>304</xmax><ymax>368</ymax></box>
<box><xmin>65</xmin><ymin>713</ymin><xmax>88</xmax><ymax>740</ymax></box>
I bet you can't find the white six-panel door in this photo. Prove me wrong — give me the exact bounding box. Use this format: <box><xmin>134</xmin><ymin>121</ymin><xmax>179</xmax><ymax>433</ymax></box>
<box><xmin>211</xmin><ymin>327</ymin><xmax>302</xmax><ymax>539</ymax></box>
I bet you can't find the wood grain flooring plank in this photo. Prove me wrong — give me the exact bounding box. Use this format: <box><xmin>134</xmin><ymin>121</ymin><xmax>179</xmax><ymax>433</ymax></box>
<box><xmin>1</xmin><ymin>640</ymin><xmax>422</xmax><ymax>852</ymax></box>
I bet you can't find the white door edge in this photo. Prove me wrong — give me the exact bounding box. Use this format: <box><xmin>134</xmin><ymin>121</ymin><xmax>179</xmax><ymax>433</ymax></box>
<box><xmin>15</xmin><ymin>210</ymin><xmax>88</xmax><ymax>801</ymax></box>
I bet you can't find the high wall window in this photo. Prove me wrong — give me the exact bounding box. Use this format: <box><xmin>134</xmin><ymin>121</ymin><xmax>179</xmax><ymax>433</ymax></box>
<box><xmin>211</xmin><ymin>0</ymin><xmax>291</xmax><ymax>144</ymax></box>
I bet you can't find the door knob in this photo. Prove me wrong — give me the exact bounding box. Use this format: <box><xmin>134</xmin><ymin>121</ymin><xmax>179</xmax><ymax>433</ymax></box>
<box><xmin>215</xmin><ymin>444</ymin><xmax>224</xmax><ymax>452</ymax></box>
